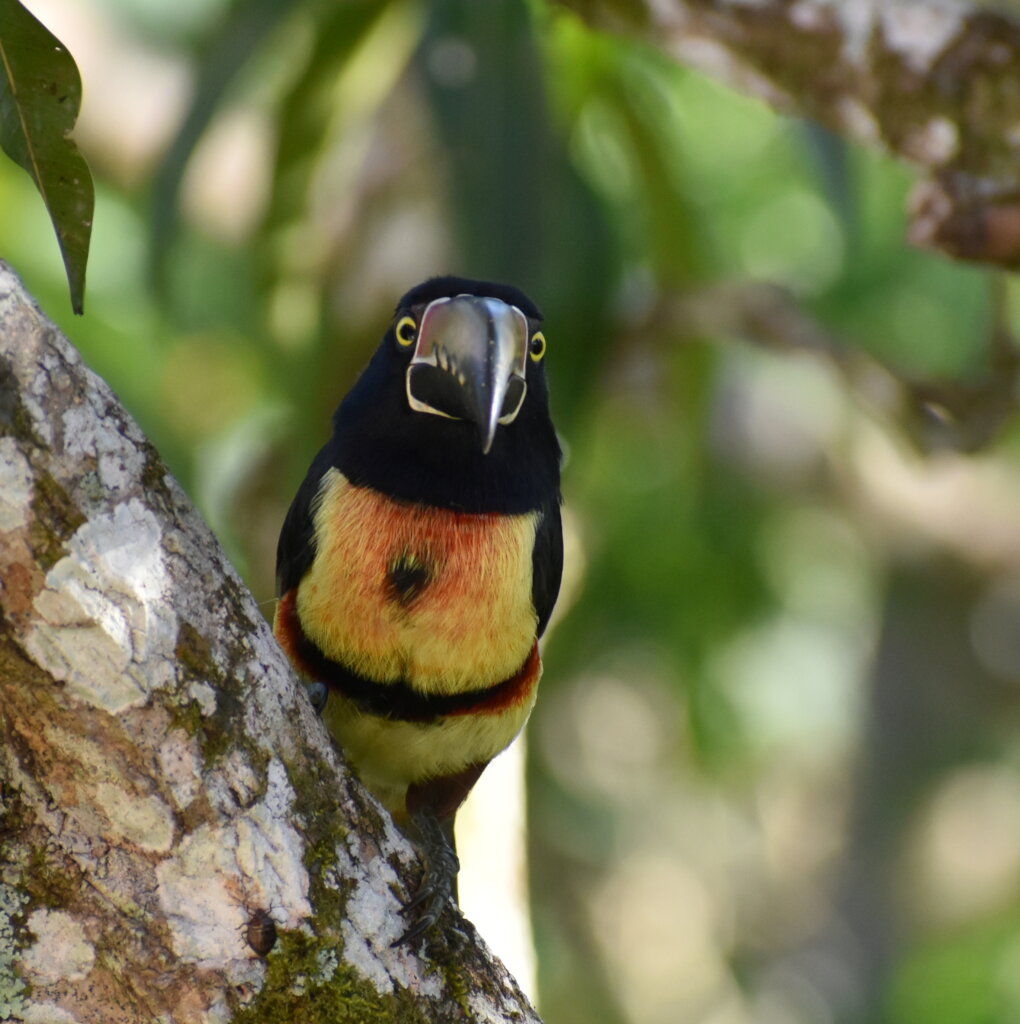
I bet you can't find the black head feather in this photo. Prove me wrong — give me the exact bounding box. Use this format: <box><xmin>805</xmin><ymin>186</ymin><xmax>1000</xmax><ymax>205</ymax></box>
<box><xmin>329</xmin><ymin>277</ymin><xmax>560</xmax><ymax>513</ymax></box>
<box><xmin>396</xmin><ymin>275</ymin><xmax>543</xmax><ymax>321</ymax></box>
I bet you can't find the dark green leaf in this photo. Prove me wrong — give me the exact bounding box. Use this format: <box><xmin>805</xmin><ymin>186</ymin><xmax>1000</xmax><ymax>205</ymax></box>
<box><xmin>0</xmin><ymin>0</ymin><xmax>94</xmax><ymax>313</ymax></box>
<box><xmin>148</xmin><ymin>0</ymin><xmax>302</xmax><ymax>293</ymax></box>
<box><xmin>261</xmin><ymin>0</ymin><xmax>397</xmax><ymax>280</ymax></box>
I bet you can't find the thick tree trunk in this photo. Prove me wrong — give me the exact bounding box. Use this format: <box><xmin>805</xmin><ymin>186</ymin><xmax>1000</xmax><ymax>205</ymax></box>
<box><xmin>561</xmin><ymin>0</ymin><xmax>1020</xmax><ymax>267</ymax></box>
<box><xmin>0</xmin><ymin>261</ymin><xmax>540</xmax><ymax>1023</ymax></box>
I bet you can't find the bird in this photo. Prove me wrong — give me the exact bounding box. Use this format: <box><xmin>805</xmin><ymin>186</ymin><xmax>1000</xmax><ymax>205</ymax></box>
<box><xmin>274</xmin><ymin>275</ymin><xmax>563</xmax><ymax>944</ymax></box>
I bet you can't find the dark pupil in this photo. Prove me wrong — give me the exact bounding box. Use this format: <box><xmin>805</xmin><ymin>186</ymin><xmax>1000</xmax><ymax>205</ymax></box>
<box><xmin>531</xmin><ymin>337</ymin><xmax>542</xmax><ymax>354</ymax></box>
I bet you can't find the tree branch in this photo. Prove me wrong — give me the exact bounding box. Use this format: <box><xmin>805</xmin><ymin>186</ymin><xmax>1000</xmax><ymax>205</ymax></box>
<box><xmin>0</xmin><ymin>261</ymin><xmax>540</xmax><ymax>1023</ymax></box>
<box><xmin>560</xmin><ymin>0</ymin><xmax>1020</xmax><ymax>267</ymax></box>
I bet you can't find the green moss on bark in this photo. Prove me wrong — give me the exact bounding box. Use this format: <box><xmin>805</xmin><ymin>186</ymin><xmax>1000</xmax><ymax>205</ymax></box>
<box><xmin>0</xmin><ymin>883</ymin><xmax>29</xmax><ymax>1018</ymax></box>
<box><xmin>231</xmin><ymin>929</ymin><xmax>430</xmax><ymax>1024</ymax></box>
<box><xmin>29</xmin><ymin>469</ymin><xmax>86</xmax><ymax>570</ymax></box>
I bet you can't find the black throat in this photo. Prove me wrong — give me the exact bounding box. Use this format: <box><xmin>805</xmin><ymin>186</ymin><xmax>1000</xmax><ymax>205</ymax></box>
<box><xmin>328</xmin><ymin>343</ymin><xmax>561</xmax><ymax>514</ymax></box>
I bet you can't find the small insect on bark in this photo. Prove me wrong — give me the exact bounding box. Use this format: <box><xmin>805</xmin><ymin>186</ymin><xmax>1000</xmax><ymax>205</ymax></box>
<box><xmin>245</xmin><ymin>908</ymin><xmax>278</xmax><ymax>956</ymax></box>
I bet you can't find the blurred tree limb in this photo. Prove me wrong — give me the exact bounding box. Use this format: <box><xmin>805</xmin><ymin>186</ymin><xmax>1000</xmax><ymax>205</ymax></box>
<box><xmin>0</xmin><ymin>261</ymin><xmax>540</xmax><ymax>1023</ymax></box>
<box><xmin>557</xmin><ymin>0</ymin><xmax>1020</xmax><ymax>268</ymax></box>
<box><xmin>653</xmin><ymin>278</ymin><xmax>1020</xmax><ymax>453</ymax></box>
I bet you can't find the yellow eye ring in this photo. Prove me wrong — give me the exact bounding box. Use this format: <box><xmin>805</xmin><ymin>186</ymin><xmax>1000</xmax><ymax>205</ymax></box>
<box><xmin>529</xmin><ymin>331</ymin><xmax>546</xmax><ymax>362</ymax></box>
<box><xmin>395</xmin><ymin>316</ymin><xmax>417</xmax><ymax>347</ymax></box>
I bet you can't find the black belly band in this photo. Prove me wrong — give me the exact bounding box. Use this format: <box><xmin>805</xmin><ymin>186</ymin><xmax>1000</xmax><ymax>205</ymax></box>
<box><xmin>278</xmin><ymin>590</ymin><xmax>537</xmax><ymax>724</ymax></box>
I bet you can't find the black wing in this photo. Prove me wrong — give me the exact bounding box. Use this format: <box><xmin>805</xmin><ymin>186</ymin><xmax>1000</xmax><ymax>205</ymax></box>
<box><xmin>275</xmin><ymin>443</ymin><xmax>334</xmax><ymax>596</ymax></box>
<box><xmin>531</xmin><ymin>494</ymin><xmax>563</xmax><ymax>639</ymax></box>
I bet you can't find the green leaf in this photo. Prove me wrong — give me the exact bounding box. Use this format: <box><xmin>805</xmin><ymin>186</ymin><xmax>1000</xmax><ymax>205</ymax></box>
<box><xmin>148</xmin><ymin>0</ymin><xmax>302</xmax><ymax>293</ymax></box>
<box><xmin>0</xmin><ymin>0</ymin><xmax>94</xmax><ymax>314</ymax></box>
<box><xmin>262</xmin><ymin>0</ymin><xmax>400</xmax><ymax>257</ymax></box>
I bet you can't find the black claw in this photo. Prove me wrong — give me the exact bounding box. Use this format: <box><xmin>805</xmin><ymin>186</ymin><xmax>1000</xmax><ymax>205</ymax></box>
<box><xmin>305</xmin><ymin>680</ymin><xmax>328</xmax><ymax>714</ymax></box>
<box><xmin>393</xmin><ymin>906</ymin><xmax>441</xmax><ymax>948</ymax></box>
<box><xmin>400</xmin><ymin>887</ymin><xmax>434</xmax><ymax>916</ymax></box>
<box><xmin>391</xmin><ymin>808</ymin><xmax>460</xmax><ymax>947</ymax></box>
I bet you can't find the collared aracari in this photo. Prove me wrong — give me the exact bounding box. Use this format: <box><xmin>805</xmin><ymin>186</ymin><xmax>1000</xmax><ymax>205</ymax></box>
<box><xmin>274</xmin><ymin>276</ymin><xmax>563</xmax><ymax>944</ymax></box>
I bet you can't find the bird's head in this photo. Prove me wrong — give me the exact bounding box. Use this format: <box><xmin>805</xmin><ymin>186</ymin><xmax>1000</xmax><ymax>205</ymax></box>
<box><xmin>388</xmin><ymin>276</ymin><xmax>548</xmax><ymax>454</ymax></box>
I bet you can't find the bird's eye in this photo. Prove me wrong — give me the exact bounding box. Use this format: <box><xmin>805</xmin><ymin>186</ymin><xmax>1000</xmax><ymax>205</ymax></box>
<box><xmin>395</xmin><ymin>316</ymin><xmax>417</xmax><ymax>347</ymax></box>
<box><xmin>529</xmin><ymin>331</ymin><xmax>546</xmax><ymax>362</ymax></box>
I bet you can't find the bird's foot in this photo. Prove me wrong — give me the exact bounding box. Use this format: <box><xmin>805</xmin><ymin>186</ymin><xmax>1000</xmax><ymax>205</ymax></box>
<box><xmin>393</xmin><ymin>809</ymin><xmax>460</xmax><ymax>947</ymax></box>
<box><xmin>305</xmin><ymin>680</ymin><xmax>328</xmax><ymax>715</ymax></box>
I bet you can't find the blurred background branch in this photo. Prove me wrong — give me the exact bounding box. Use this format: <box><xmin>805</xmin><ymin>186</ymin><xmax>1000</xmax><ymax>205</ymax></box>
<box><xmin>7</xmin><ymin>1</ymin><xmax>1020</xmax><ymax>1023</ymax></box>
<box><xmin>562</xmin><ymin>0</ymin><xmax>1020</xmax><ymax>267</ymax></box>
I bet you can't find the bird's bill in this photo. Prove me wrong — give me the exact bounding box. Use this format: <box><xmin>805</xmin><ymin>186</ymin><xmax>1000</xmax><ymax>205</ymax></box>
<box><xmin>405</xmin><ymin>295</ymin><xmax>529</xmax><ymax>453</ymax></box>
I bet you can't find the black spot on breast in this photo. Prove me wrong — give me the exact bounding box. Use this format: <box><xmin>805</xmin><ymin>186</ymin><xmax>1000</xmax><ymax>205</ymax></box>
<box><xmin>387</xmin><ymin>553</ymin><xmax>431</xmax><ymax>607</ymax></box>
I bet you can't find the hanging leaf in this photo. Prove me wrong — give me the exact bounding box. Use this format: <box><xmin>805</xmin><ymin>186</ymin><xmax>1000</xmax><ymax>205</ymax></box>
<box><xmin>0</xmin><ymin>0</ymin><xmax>94</xmax><ymax>314</ymax></box>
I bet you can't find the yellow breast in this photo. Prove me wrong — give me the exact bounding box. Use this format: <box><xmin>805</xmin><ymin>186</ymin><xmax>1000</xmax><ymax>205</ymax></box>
<box><xmin>322</xmin><ymin>685</ymin><xmax>539</xmax><ymax>818</ymax></box>
<box><xmin>295</xmin><ymin>469</ymin><xmax>539</xmax><ymax>694</ymax></box>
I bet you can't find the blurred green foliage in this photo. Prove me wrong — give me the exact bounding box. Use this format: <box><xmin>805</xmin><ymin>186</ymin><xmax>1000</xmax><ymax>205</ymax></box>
<box><xmin>4</xmin><ymin>2</ymin><xmax>1020</xmax><ymax>1023</ymax></box>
